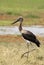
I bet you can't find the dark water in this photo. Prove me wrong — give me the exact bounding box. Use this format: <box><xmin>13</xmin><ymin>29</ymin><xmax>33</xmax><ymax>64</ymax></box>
<box><xmin>0</xmin><ymin>26</ymin><xmax>44</xmax><ymax>36</ymax></box>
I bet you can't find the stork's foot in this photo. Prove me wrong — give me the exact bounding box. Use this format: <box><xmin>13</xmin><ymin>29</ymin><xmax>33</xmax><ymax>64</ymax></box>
<box><xmin>21</xmin><ymin>48</ymin><xmax>35</xmax><ymax>58</ymax></box>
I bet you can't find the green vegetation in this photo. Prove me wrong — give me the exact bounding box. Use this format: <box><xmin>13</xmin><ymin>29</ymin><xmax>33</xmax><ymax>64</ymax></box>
<box><xmin>0</xmin><ymin>0</ymin><xmax>44</xmax><ymax>26</ymax></box>
<box><xmin>0</xmin><ymin>0</ymin><xmax>44</xmax><ymax>15</ymax></box>
<box><xmin>0</xmin><ymin>20</ymin><xmax>14</xmax><ymax>26</ymax></box>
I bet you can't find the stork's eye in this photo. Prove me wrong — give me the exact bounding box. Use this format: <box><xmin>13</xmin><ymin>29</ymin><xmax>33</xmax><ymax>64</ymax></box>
<box><xmin>20</xmin><ymin>18</ymin><xmax>23</xmax><ymax>22</ymax></box>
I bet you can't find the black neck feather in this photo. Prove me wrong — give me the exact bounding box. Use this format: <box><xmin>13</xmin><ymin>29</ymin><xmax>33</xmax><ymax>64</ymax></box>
<box><xmin>19</xmin><ymin>22</ymin><xmax>22</xmax><ymax>31</ymax></box>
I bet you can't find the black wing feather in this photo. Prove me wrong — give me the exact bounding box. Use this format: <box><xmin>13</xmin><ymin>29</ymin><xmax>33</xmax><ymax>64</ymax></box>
<box><xmin>22</xmin><ymin>30</ymin><xmax>36</xmax><ymax>41</ymax></box>
<box><xmin>22</xmin><ymin>30</ymin><xmax>40</xmax><ymax>47</ymax></box>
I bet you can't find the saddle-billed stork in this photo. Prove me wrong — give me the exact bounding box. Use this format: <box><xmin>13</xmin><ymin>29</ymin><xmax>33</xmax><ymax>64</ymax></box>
<box><xmin>11</xmin><ymin>17</ymin><xmax>40</xmax><ymax>58</ymax></box>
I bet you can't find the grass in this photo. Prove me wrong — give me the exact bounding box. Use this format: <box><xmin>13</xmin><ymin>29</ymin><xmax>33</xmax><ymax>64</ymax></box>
<box><xmin>0</xmin><ymin>35</ymin><xmax>44</xmax><ymax>65</ymax></box>
<box><xmin>0</xmin><ymin>20</ymin><xmax>12</xmax><ymax>26</ymax></box>
<box><xmin>0</xmin><ymin>0</ymin><xmax>44</xmax><ymax>13</ymax></box>
<box><xmin>0</xmin><ymin>16</ymin><xmax>44</xmax><ymax>26</ymax></box>
<box><xmin>0</xmin><ymin>0</ymin><xmax>44</xmax><ymax>26</ymax></box>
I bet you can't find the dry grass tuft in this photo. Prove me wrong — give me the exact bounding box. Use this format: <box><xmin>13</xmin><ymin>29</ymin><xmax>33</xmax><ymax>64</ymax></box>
<box><xmin>0</xmin><ymin>35</ymin><xmax>44</xmax><ymax>65</ymax></box>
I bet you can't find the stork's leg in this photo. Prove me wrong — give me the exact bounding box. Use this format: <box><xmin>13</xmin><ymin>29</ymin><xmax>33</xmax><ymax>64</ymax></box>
<box><xmin>21</xmin><ymin>42</ymin><xmax>35</xmax><ymax>58</ymax></box>
<box><xmin>27</xmin><ymin>43</ymin><xmax>29</xmax><ymax>51</ymax></box>
<box><xmin>21</xmin><ymin>42</ymin><xmax>30</xmax><ymax>59</ymax></box>
<box><xmin>26</xmin><ymin>43</ymin><xmax>29</xmax><ymax>60</ymax></box>
<box><xmin>30</xmin><ymin>42</ymin><xmax>36</xmax><ymax>50</ymax></box>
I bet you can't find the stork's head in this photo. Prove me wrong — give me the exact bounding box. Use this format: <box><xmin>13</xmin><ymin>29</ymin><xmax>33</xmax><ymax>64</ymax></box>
<box><xmin>12</xmin><ymin>16</ymin><xmax>23</xmax><ymax>24</ymax></box>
